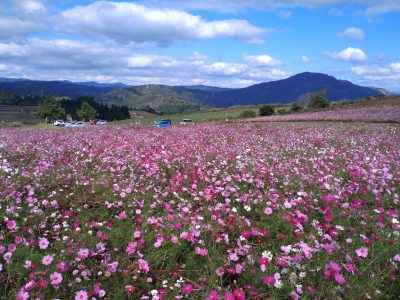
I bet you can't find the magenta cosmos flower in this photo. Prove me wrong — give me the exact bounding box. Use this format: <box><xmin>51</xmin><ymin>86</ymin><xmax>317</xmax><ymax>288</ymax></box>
<box><xmin>206</xmin><ymin>290</ymin><xmax>219</xmax><ymax>300</ymax></box>
<box><xmin>182</xmin><ymin>284</ymin><xmax>194</xmax><ymax>294</ymax></box>
<box><xmin>6</xmin><ymin>220</ymin><xmax>17</xmax><ymax>231</ymax></box>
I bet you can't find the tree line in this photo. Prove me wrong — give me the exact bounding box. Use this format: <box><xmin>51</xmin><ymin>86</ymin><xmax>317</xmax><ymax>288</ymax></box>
<box><xmin>38</xmin><ymin>97</ymin><xmax>130</xmax><ymax>123</ymax></box>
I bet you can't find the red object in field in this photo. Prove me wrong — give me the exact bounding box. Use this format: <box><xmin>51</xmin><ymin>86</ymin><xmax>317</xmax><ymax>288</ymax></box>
<box><xmin>90</xmin><ymin>119</ymin><xmax>98</xmax><ymax>125</ymax></box>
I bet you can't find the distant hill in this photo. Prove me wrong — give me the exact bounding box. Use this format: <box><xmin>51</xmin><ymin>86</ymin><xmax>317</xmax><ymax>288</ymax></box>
<box><xmin>200</xmin><ymin>72</ymin><xmax>381</xmax><ymax>107</ymax></box>
<box><xmin>369</xmin><ymin>87</ymin><xmax>396</xmax><ymax>96</ymax></box>
<box><xmin>0</xmin><ymin>73</ymin><xmax>386</xmax><ymax>112</ymax></box>
<box><xmin>75</xmin><ymin>81</ymin><xmax>130</xmax><ymax>89</ymax></box>
<box><xmin>0</xmin><ymin>80</ymin><xmax>114</xmax><ymax>98</ymax></box>
<box><xmin>0</xmin><ymin>77</ymin><xmax>29</xmax><ymax>83</ymax></box>
<box><xmin>96</xmin><ymin>84</ymin><xmax>202</xmax><ymax>114</ymax></box>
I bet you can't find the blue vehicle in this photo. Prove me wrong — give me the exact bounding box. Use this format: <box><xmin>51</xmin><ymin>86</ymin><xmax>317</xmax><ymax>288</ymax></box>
<box><xmin>153</xmin><ymin>119</ymin><xmax>172</xmax><ymax>128</ymax></box>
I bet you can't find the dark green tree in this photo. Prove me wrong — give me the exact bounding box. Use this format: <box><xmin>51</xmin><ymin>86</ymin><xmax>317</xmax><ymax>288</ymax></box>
<box><xmin>290</xmin><ymin>102</ymin><xmax>303</xmax><ymax>113</ymax></box>
<box><xmin>77</xmin><ymin>101</ymin><xmax>98</xmax><ymax>121</ymax></box>
<box><xmin>37</xmin><ymin>98</ymin><xmax>65</xmax><ymax>123</ymax></box>
<box><xmin>259</xmin><ymin>105</ymin><xmax>274</xmax><ymax>116</ymax></box>
<box><xmin>308</xmin><ymin>91</ymin><xmax>330</xmax><ymax>109</ymax></box>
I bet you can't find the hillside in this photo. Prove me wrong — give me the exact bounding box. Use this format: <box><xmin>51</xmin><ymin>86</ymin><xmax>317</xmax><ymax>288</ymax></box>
<box><xmin>202</xmin><ymin>72</ymin><xmax>381</xmax><ymax>107</ymax></box>
<box><xmin>0</xmin><ymin>80</ymin><xmax>115</xmax><ymax>98</ymax></box>
<box><xmin>96</xmin><ymin>84</ymin><xmax>202</xmax><ymax>114</ymax></box>
<box><xmin>0</xmin><ymin>73</ymin><xmax>386</xmax><ymax>112</ymax></box>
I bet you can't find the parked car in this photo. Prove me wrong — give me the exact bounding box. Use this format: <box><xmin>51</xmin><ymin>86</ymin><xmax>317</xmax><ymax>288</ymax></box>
<box><xmin>73</xmin><ymin>122</ymin><xmax>85</xmax><ymax>127</ymax></box>
<box><xmin>90</xmin><ymin>119</ymin><xmax>108</xmax><ymax>125</ymax></box>
<box><xmin>97</xmin><ymin>120</ymin><xmax>107</xmax><ymax>125</ymax></box>
<box><xmin>153</xmin><ymin>119</ymin><xmax>172</xmax><ymax>128</ymax></box>
<box><xmin>53</xmin><ymin>120</ymin><xmax>64</xmax><ymax>126</ymax></box>
<box><xmin>179</xmin><ymin>119</ymin><xmax>194</xmax><ymax>125</ymax></box>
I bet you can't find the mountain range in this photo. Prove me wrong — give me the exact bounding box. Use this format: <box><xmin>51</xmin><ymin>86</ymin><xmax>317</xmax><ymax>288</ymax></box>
<box><xmin>0</xmin><ymin>72</ymin><xmax>391</xmax><ymax>113</ymax></box>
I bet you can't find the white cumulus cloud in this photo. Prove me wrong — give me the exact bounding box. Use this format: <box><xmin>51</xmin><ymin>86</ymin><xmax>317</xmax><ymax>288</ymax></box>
<box><xmin>326</xmin><ymin>47</ymin><xmax>367</xmax><ymax>62</ymax></box>
<box><xmin>242</xmin><ymin>54</ymin><xmax>281</xmax><ymax>66</ymax></box>
<box><xmin>338</xmin><ymin>27</ymin><xmax>365</xmax><ymax>40</ymax></box>
<box><xmin>0</xmin><ymin>38</ymin><xmax>290</xmax><ymax>87</ymax></box>
<box><xmin>350</xmin><ymin>62</ymin><xmax>400</xmax><ymax>89</ymax></box>
<box><xmin>59</xmin><ymin>1</ymin><xmax>269</xmax><ymax>45</ymax></box>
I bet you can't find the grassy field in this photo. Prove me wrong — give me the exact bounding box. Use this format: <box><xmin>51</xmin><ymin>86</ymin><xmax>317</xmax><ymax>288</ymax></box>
<box><xmin>123</xmin><ymin>104</ymin><xmax>289</xmax><ymax>125</ymax></box>
<box><xmin>0</xmin><ymin>96</ymin><xmax>398</xmax><ymax>126</ymax></box>
<box><xmin>0</xmin><ymin>105</ymin><xmax>40</xmax><ymax>125</ymax></box>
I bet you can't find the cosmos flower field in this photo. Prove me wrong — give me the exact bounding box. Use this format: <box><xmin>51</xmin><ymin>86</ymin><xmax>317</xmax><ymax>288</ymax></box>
<box><xmin>1</xmin><ymin>123</ymin><xmax>399</xmax><ymax>300</ymax></box>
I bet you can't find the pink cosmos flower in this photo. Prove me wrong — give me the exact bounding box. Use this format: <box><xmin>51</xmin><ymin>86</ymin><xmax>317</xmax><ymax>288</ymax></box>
<box><xmin>241</xmin><ymin>231</ymin><xmax>251</xmax><ymax>239</ymax></box>
<box><xmin>37</xmin><ymin>279</ymin><xmax>47</xmax><ymax>288</ymax></box>
<box><xmin>138</xmin><ymin>259</ymin><xmax>150</xmax><ymax>273</ymax></box>
<box><xmin>42</xmin><ymin>255</ymin><xmax>54</xmax><ymax>266</ymax></box>
<box><xmin>117</xmin><ymin>211</ymin><xmax>127</xmax><ymax>219</ymax></box>
<box><xmin>125</xmin><ymin>285</ymin><xmax>135</xmax><ymax>293</ymax></box>
<box><xmin>259</xmin><ymin>257</ymin><xmax>269</xmax><ymax>265</ymax></box>
<box><xmin>333</xmin><ymin>273</ymin><xmax>346</xmax><ymax>284</ymax></box>
<box><xmin>6</xmin><ymin>220</ymin><xmax>17</xmax><ymax>231</ymax></box>
<box><xmin>16</xmin><ymin>291</ymin><xmax>29</xmax><ymax>300</ymax></box>
<box><xmin>263</xmin><ymin>275</ymin><xmax>276</xmax><ymax>287</ymax></box>
<box><xmin>206</xmin><ymin>290</ymin><xmax>219</xmax><ymax>300</ymax></box>
<box><xmin>343</xmin><ymin>263</ymin><xmax>357</xmax><ymax>274</ymax></box>
<box><xmin>77</xmin><ymin>248</ymin><xmax>89</xmax><ymax>259</ymax></box>
<box><xmin>233</xmin><ymin>289</ymin><xmax>245</xmax><ymax>300</ymax></box>
<box><xmin>324</xmin><ymin>262</ymin><xmax>346</xmax><ymax>284</ymax></box>
<box><xmin>50</xmin><ymin>271</ymin><xmax>63</xmax><ymax>285</ymax></box>
<box><xmin>182</xmin><ymin>284</ymin><xmax>194</xmax><ymax>294</ymax></box>
<box><xmin>215</xmin><ymin>267</ymin><xmax>225</xmax><ymax>276</ymax></box>
<box><xmin>224</xmin><ymin>292</ymin><xmax>235</xmax><ymax>300</ymax></box>
<box><xmin>38</xmin><ymin>237</ymin><xmax>49</xmax><ymax>250</ymax></box>
<box><xmin>264</xmin><ymin>207</ymin><xmax>273</xmax><ymax>215</ymax></box>
<box><xmin>195</xmin><ymin>247</ymin><xmax>208</xmax><ymax>256</ymax></box>
<box><xmin>75</xmin><ymin>290</ymin><xmax>88</xmax><ymax>300</ymax></box>
<box><xmin>126</xmin><ymin>242</ymin><xmax>137</xmax><ymax>255</ymax></box>
<box><xmin>356</xmin><ymin>247</ymin><xmax>368</xmax><ymax>258</ymax></box>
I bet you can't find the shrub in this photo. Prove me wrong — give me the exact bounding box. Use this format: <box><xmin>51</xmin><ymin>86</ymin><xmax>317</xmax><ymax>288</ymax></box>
<box><xmin>277</xmin><ymin>108</ymin><xmax>287</xmax><ymax>115</ymax></box>
<box><xmin>290</xmin><ymin>102</ymin><xmax>303</xmax><ymax>113</ymax></box>
<box><xmin>259</xmin><ymin>105</ymin><xmax>274</xmax><ymax>116</ymax></box>
<box><xmin>239</xmin><ymin>110</ymin><xmax>257</xmax><ymax>118</ymax></box>
<box><xmin>308</xmin><ymin>91</ymin><xmax>330</xmax><ymax>109</ymax></box>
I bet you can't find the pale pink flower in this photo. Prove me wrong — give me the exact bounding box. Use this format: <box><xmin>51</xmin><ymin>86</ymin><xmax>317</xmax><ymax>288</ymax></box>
<box><xmin>264</xmin><ymin>207</ymin><xmax>273</xmax><ymax>215</ymax></box>
<box><xmin>138</xmin><ymin>259</ymin><xmax>149</xmax><ymax>273</ymax></box>
<box><xmin>38</xmin><ymin>237</ymin><xmax>49</xmax><ymax>250</ymax></box>
<box><xmin>356</xmin><ymin>247</ymin><xmax>368</xmax><ymax>258</ymax></box>
<box><xmin>42</xmin><ymin>255</ymin><xmax>54</xmax><ymax>266</ymax></box>
<box><xmin>50</xmin><ymin>272</ymin><xmax>63</xmax><ymax>285</ymax></box>
<box><xmin>75</xmin><ymin>290</ymin><xmax>88</xmax><ymax>300</ymax></box>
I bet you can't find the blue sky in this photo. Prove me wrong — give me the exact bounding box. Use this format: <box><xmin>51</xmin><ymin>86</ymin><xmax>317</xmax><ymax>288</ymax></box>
<box><xmin>0</xmin><ymin>0</ymin><xmax>399</xmax><ymax>91</ymax></box>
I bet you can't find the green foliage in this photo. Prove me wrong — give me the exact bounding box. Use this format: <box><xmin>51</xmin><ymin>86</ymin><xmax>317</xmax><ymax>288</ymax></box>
<box><xmin>259</xmin><ymin>105</ymin><xmax>274</xmax><ymax>116</ymax></box>
<box><xmin>37</xmin><ymin>98</ymin><xmax>65</xmax><ymax>123</ymax></box>
<box><xmin>277</xmin><ymin>108</ymin><xmax>287</xmax><ymax>115</ymax></box>
<box><xmin>77</xmin><ymin>101</ymin><xmax>98</xmax><ymax>121</ymax></box>
<box><xmin>0</xmin><ymin>91</ymin><xmax>43</xmax><ymax>106</ymax></box>
<box><xmin>308</xmin><ymin>91</ymin><xmax>330</xmax><ymax>109</ymax></box>
<box><xmin>60</xmin><ymin>97</ymin><xmax>130</xmax><ymax>121</ymax></box>
<box><xmin>239</xmin><ymin>110</ymin><xmax>257</xmax><ymax>118</ymax></box>
<box><xmin>290</xmin><ymin>102</ymin><xmax>303</xmax><ymax>113</ymax></box>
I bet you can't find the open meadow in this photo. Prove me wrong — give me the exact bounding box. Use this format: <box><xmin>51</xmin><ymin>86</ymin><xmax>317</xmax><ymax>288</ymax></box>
<box><xmin>1</xmin><ymin>121</ymin><xmax>399</xmax><ymax>300</ymax></box>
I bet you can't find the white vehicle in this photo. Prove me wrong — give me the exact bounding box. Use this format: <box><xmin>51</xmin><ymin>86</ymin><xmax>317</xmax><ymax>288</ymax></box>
<box><xmin>179</xmin><ymin>119</ymin><xmax>194</xmax><ymax>125</ymax></box>
<box><xmin>53</xmin><ymin>120</ymin><xmax>64</xmax><ymax>126</ymax></box>
<box><xmin>97</xmin><ymin>120</ymin><xmax>108</xmax><ymax>125</ymax></box>
<box><xmin>73</xmin><ymin>121</ymin><xmax>85</xmax><ymax>127</ymax></box>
